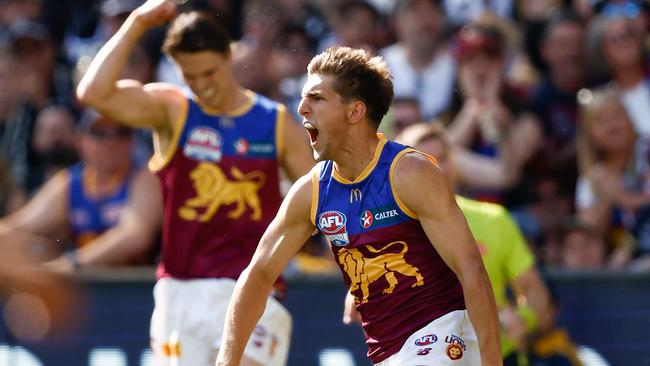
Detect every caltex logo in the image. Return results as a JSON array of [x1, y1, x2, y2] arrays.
[[361, 210, 373, 229], [234, 138, 250, 155]]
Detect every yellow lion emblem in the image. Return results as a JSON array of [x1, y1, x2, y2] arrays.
[[178, 162, 265, 222], [338, 241, 424, 304]]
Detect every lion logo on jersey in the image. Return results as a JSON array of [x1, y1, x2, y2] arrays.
[[338, 241, 424, 304], [178, 162, 266, 222]]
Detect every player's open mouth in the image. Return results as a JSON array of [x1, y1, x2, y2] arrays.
[[304, 122, 319, 144], [199, 87, 215, 98]]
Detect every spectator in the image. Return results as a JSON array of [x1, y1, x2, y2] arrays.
[[385, 96, 422, 137], [445, 21, 542, 202], [231, 0, 284, 96], [25, 104, 79, 196], [270, 24, 316, 120], [0, 50, 38, 214], [318, 0, 384, 52], [0, 109, 162, 270], [443, 0, 514, 26], [395, 122, 552, 365], [10, 19, 74, 107], [575, 87, 642, 269], [0, 0, 42, 29], [587, 14, 650, 138], [65, 0, 144, 66], [529, 10, 586, 195], [381, 0, 455, 120], [557, 217, 609, 271]]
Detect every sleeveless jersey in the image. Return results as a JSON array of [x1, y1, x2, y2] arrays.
[[150, 91, 285, 281], [67, 163, 132, 247], [312, 138, 466, 364]]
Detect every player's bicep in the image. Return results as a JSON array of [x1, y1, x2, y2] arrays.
[[90, 81, 171, 130], [248, 173, 315, 282]]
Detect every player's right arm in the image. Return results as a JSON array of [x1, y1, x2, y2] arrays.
[[76, 0, 179, 131], [216, 173, 315, 366]]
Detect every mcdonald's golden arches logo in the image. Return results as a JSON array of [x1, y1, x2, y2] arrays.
[[349, 188, 363, 203]]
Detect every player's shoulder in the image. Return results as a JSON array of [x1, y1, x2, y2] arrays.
[[250, 91, 287, 117], [393, 150, 440, 179]]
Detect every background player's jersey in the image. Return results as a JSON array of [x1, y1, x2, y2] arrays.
[[311, 137, 466, 364], [67, 163, 132, 247], [457, 195, 535, 356], [150, 91, 284, 280]]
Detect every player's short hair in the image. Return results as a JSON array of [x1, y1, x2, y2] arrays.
[[162, 11, 231, 56], [308, 47, 393, 128]]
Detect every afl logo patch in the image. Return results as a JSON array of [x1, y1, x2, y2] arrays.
[[318, 211, 349, 246], [184, 127, 222, 162], [360, 210, 373, 229], [446, 343, 463, 360], [318, 211, 347, 234], [414, 334, 437, 346]]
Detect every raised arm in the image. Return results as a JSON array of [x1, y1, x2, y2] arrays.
[[216, 173, 315, 366], [393, 153, 502, 366], [76, 0, 179, 130]]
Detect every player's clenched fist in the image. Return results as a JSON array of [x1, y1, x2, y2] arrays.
[[132, 0, 177, 29]]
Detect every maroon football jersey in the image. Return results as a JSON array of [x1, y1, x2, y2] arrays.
[[151, 93, 285, 281], [312, 139, 466, 363]]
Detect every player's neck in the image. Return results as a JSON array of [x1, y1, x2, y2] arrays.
[[201, 85, 250, 114], [333, 131, 382, 182]]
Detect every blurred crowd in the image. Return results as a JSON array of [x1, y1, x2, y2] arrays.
[[1, 0, 650, 276]]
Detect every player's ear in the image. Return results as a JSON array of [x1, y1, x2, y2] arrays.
[[346, 101, 366, 124]]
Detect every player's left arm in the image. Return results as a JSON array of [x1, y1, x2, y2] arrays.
[[393, 152, 502, 366], [278, 107, 314, 182], [216, 172, 315, 366]]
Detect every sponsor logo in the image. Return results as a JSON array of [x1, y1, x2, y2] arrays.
[[360, 210, 373, 229], [444, 334, 466, 351], [415, 334, 438, 346], [234, 138, 275, 156], [235, 138, 250, 155], [359, 207, 399, 229], [183, 127, 222, 162], [318, 211, 349, 246], [349, 188, 362, 203], [446, 343, 463, 360]]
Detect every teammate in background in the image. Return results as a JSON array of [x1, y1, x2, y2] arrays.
[[0, 109, 161, 269], [76, 0, 313, 365], [394, 123, 553, 365], [216, 47, 502, 366]]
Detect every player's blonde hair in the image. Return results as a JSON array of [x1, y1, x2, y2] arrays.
[[308, 47, 393, 128]]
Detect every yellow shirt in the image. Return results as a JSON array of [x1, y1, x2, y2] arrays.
[[456, 195, 535, 356]]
